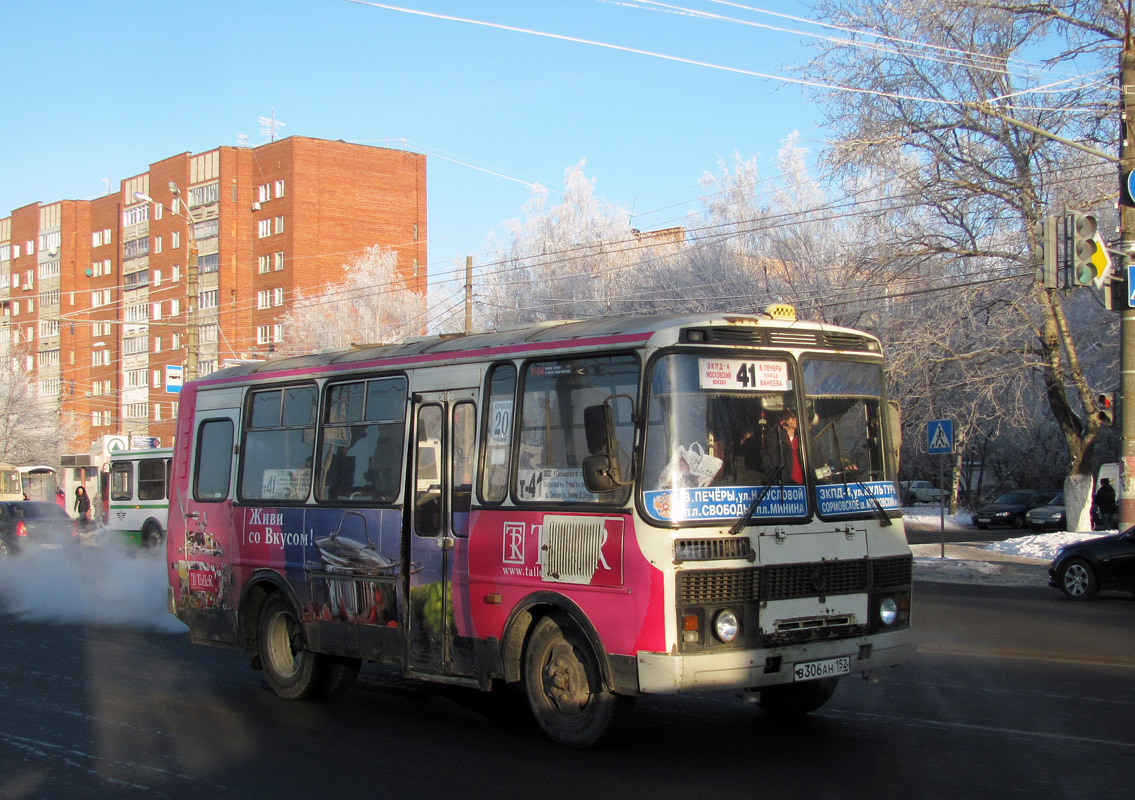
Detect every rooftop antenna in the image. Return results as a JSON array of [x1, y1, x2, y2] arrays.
[[101, 171, 112, 195], [236, 133, 250, 147], [258, 109, 286, 142]]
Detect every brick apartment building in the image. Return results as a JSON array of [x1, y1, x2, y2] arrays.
[[0, 136, 427, 454]]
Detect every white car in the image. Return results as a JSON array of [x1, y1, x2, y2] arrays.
[[899, 480, 942, 504]]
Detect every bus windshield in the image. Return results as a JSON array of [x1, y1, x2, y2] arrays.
[[801, 358, 889, 486], [642, 353, 808, 523]]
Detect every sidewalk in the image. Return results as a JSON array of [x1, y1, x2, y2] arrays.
[[910, 542, 1051, 587]]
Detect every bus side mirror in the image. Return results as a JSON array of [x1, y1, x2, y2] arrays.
[[582, 404, 629, 493]]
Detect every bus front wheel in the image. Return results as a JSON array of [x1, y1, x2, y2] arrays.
[[142, 521, 164, 551], [257, 593, 358, 700], [523, 613, 626, 748]]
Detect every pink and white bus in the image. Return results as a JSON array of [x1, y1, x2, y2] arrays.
[[166, 307, 914, 747]]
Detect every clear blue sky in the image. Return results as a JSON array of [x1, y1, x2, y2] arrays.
[[0, 0, 824, 285]]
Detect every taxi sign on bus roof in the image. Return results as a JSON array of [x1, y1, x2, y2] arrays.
[[763, 303, 797, 321]]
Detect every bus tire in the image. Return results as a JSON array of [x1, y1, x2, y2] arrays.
[[142, 521, 164, 551], [523, 613, 623, 748], [257, 593, 358, 700], [757, 677, 839, 716]]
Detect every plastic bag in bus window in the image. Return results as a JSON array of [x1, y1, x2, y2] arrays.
[[659, 442, 722, 488]]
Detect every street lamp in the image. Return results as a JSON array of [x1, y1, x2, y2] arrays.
[[133, 184, 199, 381]]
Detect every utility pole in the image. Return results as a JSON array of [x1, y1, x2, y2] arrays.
[[1119, 17, 1135, 529], [464, 255, 473, 334]]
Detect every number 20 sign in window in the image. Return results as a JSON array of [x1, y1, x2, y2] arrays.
[[698, 358, 789, 392]]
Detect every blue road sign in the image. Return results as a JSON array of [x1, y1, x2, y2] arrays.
[[1128, 264, 1135, 307], [928, 419, 954, 455]]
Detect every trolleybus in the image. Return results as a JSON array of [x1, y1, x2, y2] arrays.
[[166, 307, 914, 747], [108, 448, 172, 549]]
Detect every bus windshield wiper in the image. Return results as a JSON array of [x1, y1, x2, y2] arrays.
[[729, 464, 783, 535]]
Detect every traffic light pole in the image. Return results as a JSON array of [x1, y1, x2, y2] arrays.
[[1119, 30, 1135, 530]]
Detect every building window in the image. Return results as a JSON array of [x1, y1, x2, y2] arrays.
[[124, 336, 147, 355], [124, 238, 150, 260], [169, 299, 180, 317], [153, 269, 162, 287], [154, 236, 162, 254], [39, 320, 59, 337], [123, 205, 149, 227], [125, 402, 148, 420], [275, 215, 284, 234], [274, 251, 285, 271], [189, 182, 220, 207], [152, 303, 162, 321], [38, 349, 60, 367], [258, 219, 272, 239], [258, 184, 271, 203], [258, 254, 271, 274], [155, 203, 163, 220], [153, 370, 162, 389], [199, 253, 219, 274], [274, 287, 284, 306], [172, 231, 181, 249], [38, 261, 60, 280], [275, 179, 285, 198], [200, 289, 218, 309], [126, 369, 147, 389], [201, 323, 219, 343], [193, 219, 219, 240], [153, 336, 162, 353]]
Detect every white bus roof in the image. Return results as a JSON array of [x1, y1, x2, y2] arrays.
[[196, 311, 881, 386]]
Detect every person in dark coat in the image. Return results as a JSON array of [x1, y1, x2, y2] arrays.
[[1093, 478, 1118, 529], [74, 485, 92, 529]]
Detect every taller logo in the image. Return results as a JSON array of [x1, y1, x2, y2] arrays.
[[502, 522, 525, 564]]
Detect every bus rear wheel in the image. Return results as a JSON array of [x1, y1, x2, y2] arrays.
[[523, 614, 625, 748], [257, 593, 359, 700]]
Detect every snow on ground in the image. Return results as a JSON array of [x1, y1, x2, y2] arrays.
[[902, 506, 1109, 587]]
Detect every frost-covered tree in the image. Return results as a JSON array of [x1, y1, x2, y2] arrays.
[[279, 246, 426, 355], [0, 366, 75, 464], [803, 0, 1121, 526]]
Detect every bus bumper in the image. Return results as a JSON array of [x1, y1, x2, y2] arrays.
[[634, 628, 916, 694]]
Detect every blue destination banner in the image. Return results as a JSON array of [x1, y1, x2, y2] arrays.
[[644, 485, 807, 522], [815, 481, 900, 516]]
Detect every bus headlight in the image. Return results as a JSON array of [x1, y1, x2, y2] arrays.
[[878, 596, 898, 627], [713, 609, 740, 643]]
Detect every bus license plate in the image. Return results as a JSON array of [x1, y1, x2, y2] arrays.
[[793, 656, 850, 682]]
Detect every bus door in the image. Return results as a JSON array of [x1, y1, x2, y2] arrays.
[[407, 388, 478, 678], [172, 389, 242, 644]]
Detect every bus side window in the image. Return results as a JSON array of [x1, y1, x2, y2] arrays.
[[111, 463, 133, 502], [415, 405, 443, 537], [138, 459, 166, 501], [195, 420, 234, 502], [480, 363, 516, 504], [452, 401, 475, 535]]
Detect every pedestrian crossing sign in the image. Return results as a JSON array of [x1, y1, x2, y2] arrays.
[[927, 419, 954, 455]]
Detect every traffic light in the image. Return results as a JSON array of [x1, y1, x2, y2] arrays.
[[1070, 213, 1099, 286], [1097, 392, 1115, 426], [1035, 216, 1058, 289]]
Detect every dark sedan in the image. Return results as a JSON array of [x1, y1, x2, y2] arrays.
[[0, 501, 78, 557], [1049, 527, 1135, 599], [972, 490, 1061, 529]]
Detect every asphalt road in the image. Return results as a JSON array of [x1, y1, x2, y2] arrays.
[[1, 582, 1132, 799]]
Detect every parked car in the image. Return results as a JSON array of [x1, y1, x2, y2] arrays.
[[1048, 527, 1135, 599], [899, 480, 942, 505], [971, 490, 1061, 529], [0, 501, 78, 557], [1026, 492, 1066, 530]]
